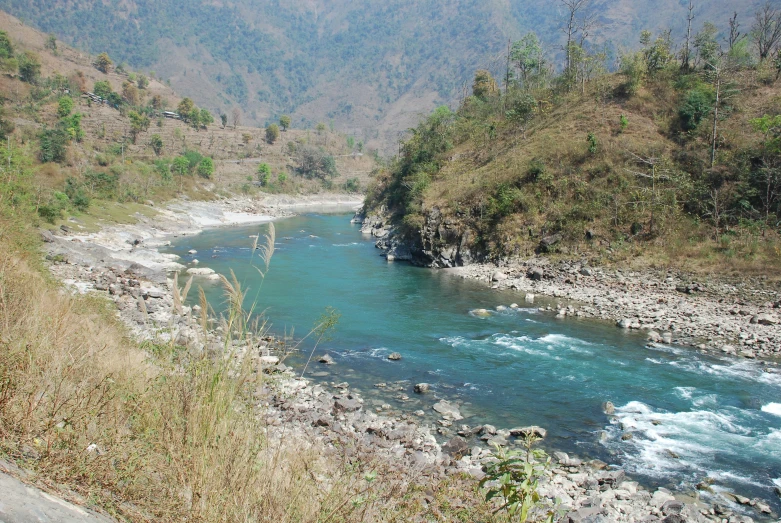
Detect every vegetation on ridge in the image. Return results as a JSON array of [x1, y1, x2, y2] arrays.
[[367, 3, 781, 274]]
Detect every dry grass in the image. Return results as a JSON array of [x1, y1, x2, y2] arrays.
[[0, 220, 379, 522], [0, 212, 499, 522]]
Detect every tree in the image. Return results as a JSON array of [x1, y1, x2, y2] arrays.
[[93, 80, 112, 99], [750, 114, 781, 230], [94, 52, 113, 73], [188, 107, 201, 130], [45, 34, 57, 53], [242, 133, 252, 145], [0, 107, 15, 140], [150, 94, 163, 110], [642, 30, 674, 77], [295, 145, 338, 179], [752, 1, 781, 61], [620, 51, 647, 95], [0, 30, 13, 60], [560, 0, 592, 83], [128, 110, 151, 143], [39, 128, 70, 163], [57, 97, 73, 118], [122, 81, 139, 106], [472, 69, 498, 100], [178, 98, 195, 118], [682, 0, 695, 71], [232, 107, 241, 129], [18, 51, 41, 84], [511, 33, 547, 89], [197, 157, 214, 178], [200, 109, 214, 129], [137, 74, 149, 89], [694, 22, 721, 69], [220, 113, 228, 128], [257, 162, 271, 185], [265, 123, 280, 144], [172, 156, 190, 191], [316, 122, 326, 134], [149, 134, 164, 155], [279, 114, 291, 131]]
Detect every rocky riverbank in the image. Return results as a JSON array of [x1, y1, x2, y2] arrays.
[[40, 198, 777, 522], [358, 209, 781, 359]]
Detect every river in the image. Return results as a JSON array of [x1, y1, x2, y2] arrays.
[[166, 211, 781, 511]]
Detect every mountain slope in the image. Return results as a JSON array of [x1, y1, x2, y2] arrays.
[[0, 0, 764, 150]]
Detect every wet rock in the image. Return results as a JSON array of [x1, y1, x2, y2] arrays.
[[318, 354, 335, 365], [387, 352, 402, 361], [509, 426, 547, 439], [621, 432, 633, 441], [491, 271, 508, 282], [413, 383, 430, 393]]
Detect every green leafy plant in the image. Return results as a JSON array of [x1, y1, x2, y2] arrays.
[[479, 434, 558, 523], [619, 114, 629, 133], [587, 133, 598, 154]]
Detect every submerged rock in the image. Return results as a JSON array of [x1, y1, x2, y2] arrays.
[[413, 383, 430, 393]]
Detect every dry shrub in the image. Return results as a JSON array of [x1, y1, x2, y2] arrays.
[[0, 223, 392, 522]]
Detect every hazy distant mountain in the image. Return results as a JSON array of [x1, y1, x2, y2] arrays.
[[0, 0, 762, 149]]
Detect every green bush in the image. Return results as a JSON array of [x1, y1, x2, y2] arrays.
[[57, 97, 73, 118], [197, 157, 214, 179], [39, 128, 70, 163], [342, 177, 360, 192], [679, 87, 715, 131]]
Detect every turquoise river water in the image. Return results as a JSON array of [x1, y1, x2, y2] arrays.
[[166, 211, 781, 510]]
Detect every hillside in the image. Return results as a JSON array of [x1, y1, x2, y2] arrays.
[[364, 28, 781, 277], [0, 12, 376, 228], [0, 0, 764, 151]]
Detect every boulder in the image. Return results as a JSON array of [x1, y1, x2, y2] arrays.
[[565, 507, 602, 523], [509, 426, 547, 439], [413, 383, 430, 393], [259, 355, 279, 366], [333, 397, 361, 412], [491, 271, 508, 282], [387, 352, 402, 361], [441, 436, 469, 459], [433, 400, 463, 420], [756, 313, 779, 325], [617, 318, 632, 329], [538, 234, 562, 253], [527, 267, 544, 281], [318, 354, 335, 365], [40, 229, 55, 243], [602, 401, 615, 415]]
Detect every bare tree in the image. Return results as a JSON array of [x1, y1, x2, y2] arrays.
[[682, 0, 695, 71], [752, 1, 781, 61], [560, 0, 590, 79], [728, 12, 742, 50], [231, 107, 241, 129]]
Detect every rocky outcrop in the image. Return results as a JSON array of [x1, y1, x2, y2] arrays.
[[359, 206, 476, 268]]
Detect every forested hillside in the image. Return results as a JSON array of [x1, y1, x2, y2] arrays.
[[0, 0, 764, 151], [365, 5, 781, 275]]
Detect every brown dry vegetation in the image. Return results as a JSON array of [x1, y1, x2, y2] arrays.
[[368, 66, 781, 279]]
